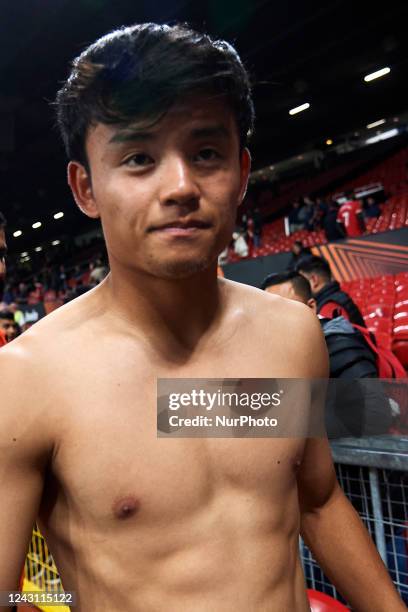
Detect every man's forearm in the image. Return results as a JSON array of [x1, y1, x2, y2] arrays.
[[300, 484, 406, 611]]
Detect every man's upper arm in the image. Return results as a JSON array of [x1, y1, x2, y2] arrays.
[[0, 344, 54, 591], [297, 437, 338, 515], [297, 307, 339, 514]]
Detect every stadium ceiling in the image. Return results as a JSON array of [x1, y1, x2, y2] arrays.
[[0, 0, 408, 236]]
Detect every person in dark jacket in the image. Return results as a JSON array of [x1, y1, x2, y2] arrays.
[[261, 270, 392, 438], [322, 199, 345, 241], [288, 240, 312, 270], [295, 255, 366, 327]]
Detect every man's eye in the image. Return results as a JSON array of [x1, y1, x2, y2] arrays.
[[196, 148, 221, 162], [124, 153, 154, 167]]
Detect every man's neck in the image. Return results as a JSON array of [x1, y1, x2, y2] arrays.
[[98, 263, 227, 357], [315, 278, 337, 295]]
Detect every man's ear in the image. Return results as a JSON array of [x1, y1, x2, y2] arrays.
[[67, 161, 100, 219], [309, 273, 319, 290], [307, 297, 317, 313], [237, 148, 251, 206]]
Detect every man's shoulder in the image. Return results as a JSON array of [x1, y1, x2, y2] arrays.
[[223, 278, 320, 336], [0, 290, 99, 373], [224, 280, 328, 377], [0, 331, 58, 461]]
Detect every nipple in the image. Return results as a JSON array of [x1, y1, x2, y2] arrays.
[[112, 496, 140, 520]]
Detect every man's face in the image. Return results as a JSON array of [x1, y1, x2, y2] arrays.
[[69, 96, 250, 280], [298, 270, 321, 293], [0, 318, 15, 342], [0, 229, 7, 298]]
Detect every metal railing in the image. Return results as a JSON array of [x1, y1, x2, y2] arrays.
[[300, 435, 408, 607]]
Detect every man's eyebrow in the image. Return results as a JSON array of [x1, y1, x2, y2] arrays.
[[108, 124, 231, 145], [190, 125, 231, 140], [108, 130, 157, 145]]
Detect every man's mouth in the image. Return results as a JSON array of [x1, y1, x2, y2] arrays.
[[149, 219, 212, 234]]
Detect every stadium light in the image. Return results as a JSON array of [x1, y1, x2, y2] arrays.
[[365, 128, 398, 145], [364, 67, 390, 82], [32, 221, 42, 229], [35, 246, 43, 252], [54, 212, 64, 220], [20, 252, 28, 257], [13, 230, 22, 238], [366, 119, 386, 129], [52, 240, 60, 246], [326, 139, 333, 145], [289, 103, 310, 116]]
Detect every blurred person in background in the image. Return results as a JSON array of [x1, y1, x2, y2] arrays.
[[261, 270, 393, 438], [252, 206, 263, 247], [314, 197, 329, 229], [89, 258, 108, 285], [364, 196, 381, 219], [337, 190, 366, 237], [0, 311, 20, 343], [232, 230, 249, 257], [0, 211, 7, 300], [302, 196, 316, 231], [322, 198, 345, 241], [288, 240, 312, 270], [15, 281, 29, 306], [0, 211, 7, 347], [0, 281, 14, 306], [240, 212, 248, 236], [296, 255, 366, 326], [288, 199, 304, 232], [58, 263, 68, 292], [296, 198, 308, 230]]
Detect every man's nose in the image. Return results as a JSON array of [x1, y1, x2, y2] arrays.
[[159, 156, 200, 209]]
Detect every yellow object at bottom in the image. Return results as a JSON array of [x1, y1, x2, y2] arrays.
[[22, 526, 70, 612]]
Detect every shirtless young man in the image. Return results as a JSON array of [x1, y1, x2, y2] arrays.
[[0, 24, 405, 612]]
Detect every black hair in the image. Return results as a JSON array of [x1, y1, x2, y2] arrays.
[[295, 255, 332, 280], [260, 270, 312, 302], [0, 211, 7, 229], [0, 310, 14, 321], [55, 23, 255, 168]]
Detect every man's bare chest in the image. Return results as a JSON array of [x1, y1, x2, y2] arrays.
[[46, 373, 302, 522], [41, 334, 306, 528]]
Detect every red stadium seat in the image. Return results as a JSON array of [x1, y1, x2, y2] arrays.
[[367, 319, 392, 334], [392, 339, 408, 369], [364, 305, 393, 318], [307, 589, 349, 611], [368, 295, 394, 307], [394, 311, 408, 321], [395, 284, 408, 296], [393, 313, 408, 334]]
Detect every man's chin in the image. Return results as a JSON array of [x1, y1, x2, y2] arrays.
[[148, 255, 214, 280]]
